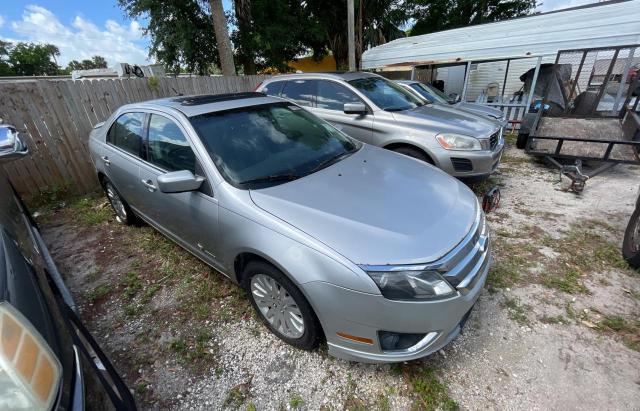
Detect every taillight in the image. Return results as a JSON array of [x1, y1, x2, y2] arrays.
[[253, 81, 263, 92], [0, 302, 62, 410]]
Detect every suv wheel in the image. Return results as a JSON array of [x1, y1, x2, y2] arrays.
[[104, 181, 136, 225], [243, 261, 321, 350]]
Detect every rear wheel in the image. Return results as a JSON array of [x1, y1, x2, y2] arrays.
[[103, 180, 136, 225], [243, 261, 321, 350], [622, 208, 640, 268], [391, 146, 433, 164]]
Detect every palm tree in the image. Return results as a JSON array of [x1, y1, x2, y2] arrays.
[[209, 0, 236, 75]]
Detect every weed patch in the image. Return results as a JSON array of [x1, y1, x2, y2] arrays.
[[502, 297, 530, 325], [407, 367, 459, 411]]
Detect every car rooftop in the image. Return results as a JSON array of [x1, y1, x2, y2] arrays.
[[265, 71, 380, 82], [121, 92, 283, 117]]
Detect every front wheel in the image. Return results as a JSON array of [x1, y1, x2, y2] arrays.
[[243, 261, 321, 350], [391, 146, 433, 164], [622, 207, 640, 268]]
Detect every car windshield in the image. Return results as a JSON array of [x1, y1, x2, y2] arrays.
[[190, 103, 359, 188], [348, 76, 423, 111], [413, 83, 450, 104]]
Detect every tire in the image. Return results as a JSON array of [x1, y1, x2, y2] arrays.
[[391, 146, 433, 164], [516, 133, 529, 149], [103, 180, 137, 225], [242, 261, 321, 350], [622, 207, 640, 268]]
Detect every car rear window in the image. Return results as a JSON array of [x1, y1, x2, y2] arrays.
[[108, 112, 145, 157], [261, 80, 285, 97]]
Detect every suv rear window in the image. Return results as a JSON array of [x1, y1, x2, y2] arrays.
[[261, 80, 285, 97], [281, 80, 316, 107]]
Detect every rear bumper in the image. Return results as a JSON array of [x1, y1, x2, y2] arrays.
[[302, 247, 491, 363]]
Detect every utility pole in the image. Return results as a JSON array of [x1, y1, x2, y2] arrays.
[[347, 0, 356, 71]]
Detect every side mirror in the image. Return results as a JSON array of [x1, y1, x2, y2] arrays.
[[343, 102, 367, 115], [447, 93, 460, 104], [157, 170, 204, 193], [0, 125, 28, 164]]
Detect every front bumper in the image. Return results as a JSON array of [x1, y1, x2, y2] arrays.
[[302, 247, 491, 363], [431, 140, 505, 178]]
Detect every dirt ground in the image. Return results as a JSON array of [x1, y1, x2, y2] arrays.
[[39, 140, 640, 410]]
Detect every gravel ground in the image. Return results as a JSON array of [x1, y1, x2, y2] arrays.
[[40, 142, 640, 410]]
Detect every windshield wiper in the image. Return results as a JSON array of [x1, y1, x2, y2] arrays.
[[239, 173, 300, 186], [309, 148, 357, 174]]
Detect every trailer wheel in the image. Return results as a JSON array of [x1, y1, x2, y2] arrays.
[[516, 133, 529, 149], [622, 207, 640, 268]]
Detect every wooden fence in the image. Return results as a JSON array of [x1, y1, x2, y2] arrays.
[[0, 75, 269, 197]]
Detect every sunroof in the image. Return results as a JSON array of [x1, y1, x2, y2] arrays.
[[173, 92, 266, 106]]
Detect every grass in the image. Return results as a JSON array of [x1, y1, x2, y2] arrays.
[[407, 367, 459, 411], [542, 268, 588, 294], [70, 195, 112, 225], [502, 297, 530, 325], [289, 392, 304, 409], [597, 315, 640, 352], [539, 315, 567, 325], [169, 330, 214, 364], [87, 283, 111, 302], [224, 384, 248, 408], [121, 271, 143, 299]]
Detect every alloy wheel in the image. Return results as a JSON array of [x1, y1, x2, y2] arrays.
[[250, 274, 305, 339], [105, 183, 127, 223]]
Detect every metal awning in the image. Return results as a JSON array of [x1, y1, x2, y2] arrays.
[[362, 0, 640, 69]]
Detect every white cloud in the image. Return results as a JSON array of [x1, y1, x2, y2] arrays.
[[0, 14, 5, 28], [537, 0, 599, 12], [2, 5, 150, 67]]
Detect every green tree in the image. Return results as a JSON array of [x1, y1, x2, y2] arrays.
[[7, 43, 60, 76], [408, 0, 536, 36], [231, 0, 327, 73], [0, 40, 13, 76], [66, 55, 109, 71], [118, 0, 220, 75]]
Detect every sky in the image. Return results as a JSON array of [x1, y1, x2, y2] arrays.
[[0, 0, 599, 68]]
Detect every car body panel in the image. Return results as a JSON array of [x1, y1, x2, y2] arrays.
[[257, 73, 504, 177], [250, 145, 477, 265]]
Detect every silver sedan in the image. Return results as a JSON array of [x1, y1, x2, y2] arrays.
[[89, 93, 490, 363]]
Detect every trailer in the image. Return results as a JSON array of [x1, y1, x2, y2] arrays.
[[519, 45, 640, 192]]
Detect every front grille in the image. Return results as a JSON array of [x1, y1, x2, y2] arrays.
[[451, 157, 473, 172], [489, 131, 500, 150], [436, 209, 489, 290]]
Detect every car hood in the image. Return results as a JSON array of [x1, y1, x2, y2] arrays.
[[392, 104, 499, 138], [454, 102, 506, 123], [249, 145, 479, 266]]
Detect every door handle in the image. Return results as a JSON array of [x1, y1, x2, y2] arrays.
[[100, 156, 111, 166], [141, 179, 157, 192]]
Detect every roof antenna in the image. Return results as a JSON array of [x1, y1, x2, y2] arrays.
[[171, 87, 183, 96]]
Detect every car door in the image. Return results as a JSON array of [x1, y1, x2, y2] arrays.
[[136, 113, 220, 266], [102, 112, 146, 204], [314, 80, 374, 143]]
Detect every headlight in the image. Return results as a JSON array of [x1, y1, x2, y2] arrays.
[[436, 133, 482, 151], [0, 302, 62, 411], [366, 269, 456, 301]]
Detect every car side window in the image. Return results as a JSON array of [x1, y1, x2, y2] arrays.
[[108, 113, 145, 157], [317, 80, 362, 110], [261, 80, 285, 97], [147, 114, 196, 173], [281, 80, 316, 107]]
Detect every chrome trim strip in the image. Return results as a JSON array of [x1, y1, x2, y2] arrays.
[[382, 331, 439, 355]]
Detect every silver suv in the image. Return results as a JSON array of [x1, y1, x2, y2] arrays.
[[89, 93, 490, 363], [257, 72, 504, 178]]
